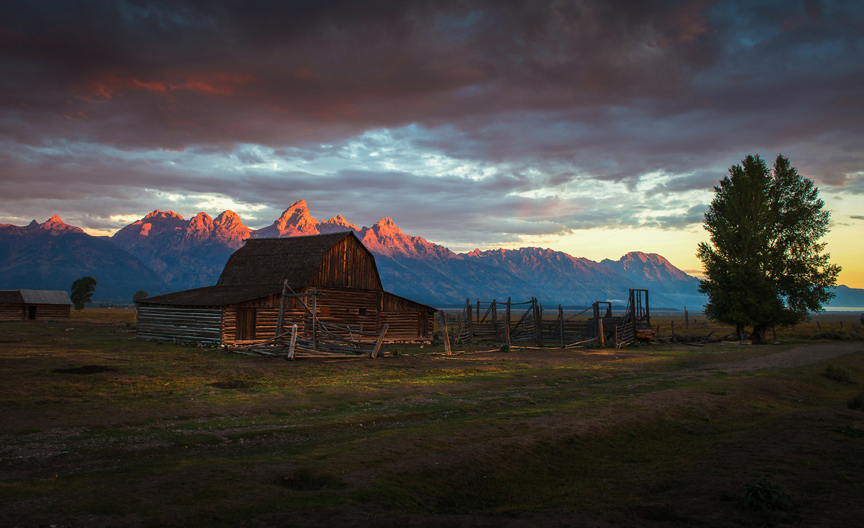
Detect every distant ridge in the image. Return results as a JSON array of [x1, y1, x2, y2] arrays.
[[4, 204, 854, 308]]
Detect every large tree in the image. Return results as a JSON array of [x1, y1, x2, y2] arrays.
[[70, 276, 97, 311], [697, 154, 840, 343]]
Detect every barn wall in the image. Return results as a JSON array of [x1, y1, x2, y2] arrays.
[[0, 303, 24, 321], [0, 303, 70, 321], [223, 287, 382, 345], [313, 236, 381, 290], [137, 306, 223, 343], [379, 312, 435, 340], [32, 304, 71, 320]]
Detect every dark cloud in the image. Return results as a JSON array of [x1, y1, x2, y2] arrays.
[[0, 0, 862, 254]]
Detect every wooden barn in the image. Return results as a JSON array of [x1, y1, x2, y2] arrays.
[[0, 290, 72, 321], [137, 232, 436, 345]]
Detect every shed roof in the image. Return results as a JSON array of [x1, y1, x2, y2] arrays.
[[217, 231, 379, 288], [0, 290, 24, 304], [0, 290, 71, 305], [139, 284, 283, 307]]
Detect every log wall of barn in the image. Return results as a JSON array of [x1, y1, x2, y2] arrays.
[[32, 304, 71, 320], [0, 303, 24, 321], [379, 312, 435, 340], [0, 303, 70, 321], [137, 306, 223, 343]]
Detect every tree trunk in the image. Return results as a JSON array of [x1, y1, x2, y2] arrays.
[[750, 325, 768, 344]]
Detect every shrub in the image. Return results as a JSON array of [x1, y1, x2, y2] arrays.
[[835, 425, 864, 437], [848, 393, 864, 411], [741, 476, 793, 511], [499, 344, 510, 353], [823, 364, 853, 383], [811, 329, 863, 341]]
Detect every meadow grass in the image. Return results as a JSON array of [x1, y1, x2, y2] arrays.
[[1, 311, 863, 526]]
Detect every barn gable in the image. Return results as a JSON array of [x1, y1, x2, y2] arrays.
[[217, 232, 382, 291]]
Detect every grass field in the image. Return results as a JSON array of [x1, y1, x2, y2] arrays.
[[1, 309, 863, 527]]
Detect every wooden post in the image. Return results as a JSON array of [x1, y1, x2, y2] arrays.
[[276, 279, 288, 338], [534, 297, 541, 346], [598, 317, 605, 347], [312, 289, 318, 351], [505, 297, 511, 348], [492, 300, 499, 340], [685, 308, 689, 330], [817, 321, 821, 332], [476, 299, 480, 324], [440, 311, 452, 356], [286, 324, 298, 360], [558, 305, 565, 347], [593, 302, 600, 338], [467, 299, 474, 341], [772, 325, 777, 341], [371, 323, 389, 358], [671, 320, 675, 341]]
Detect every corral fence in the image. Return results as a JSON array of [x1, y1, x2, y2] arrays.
[[442, 296, 635, 348]]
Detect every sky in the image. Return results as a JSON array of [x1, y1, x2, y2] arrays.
[[1, 0, 863, 287]]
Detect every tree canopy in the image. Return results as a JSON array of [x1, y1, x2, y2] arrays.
[[70, 276, 97, 311], [697, 154, 840, 342]]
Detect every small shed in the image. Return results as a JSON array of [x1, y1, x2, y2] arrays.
[[137, 232, 436, 345], [0, 290, 72, 321]]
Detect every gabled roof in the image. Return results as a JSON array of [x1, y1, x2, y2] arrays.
[[0, 290, 71, 305], [139, 284, 283, 307], [217, 231, 381, 289]]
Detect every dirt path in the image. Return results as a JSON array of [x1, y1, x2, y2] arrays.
[[699, 342, 864, 373]]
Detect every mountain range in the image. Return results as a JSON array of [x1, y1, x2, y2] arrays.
[[3, 200, 861, 310]]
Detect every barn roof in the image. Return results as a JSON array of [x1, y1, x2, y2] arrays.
[[217, 231, 380, 289], [139, 284, 283, 307], [0, 290, 71, 305]]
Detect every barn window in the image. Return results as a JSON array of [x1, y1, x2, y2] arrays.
[[359, 308, 367, 317], [27, 306, 37, 320], [236, 308, 256, 341]]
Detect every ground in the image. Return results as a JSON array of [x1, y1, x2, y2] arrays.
[[1, 310, 863, 527]]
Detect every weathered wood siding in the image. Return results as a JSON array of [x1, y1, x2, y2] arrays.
[[380, 292, 435, 340], [137, 306, 223, 343], [31, 304, 71, 320], [0, 303, 24, 321], [380, 312, 434, 340], [313, 236, 381, 290], [0, 303, 70, 321]]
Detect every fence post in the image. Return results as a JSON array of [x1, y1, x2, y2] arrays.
[[476, 299, 480, 324], [467, 299, 474, 341], [671, 320, 675, 342], [598, 317, 605, 347], [311, 289, 318, 351], [492, 299, 499, 340], [276, 279, 288, 338], [286, 324, 298, 360], [558, 305, 564, 347], [440, 311, 451, 355], [685, 308, 689, 330], [505, 297, 511, 348], [534, 297, 542, 346]]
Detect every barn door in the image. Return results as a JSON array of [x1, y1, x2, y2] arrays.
[[418, 312, 428, 338], [235, 308, 257, 341], [27, 306, 37, 320]]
